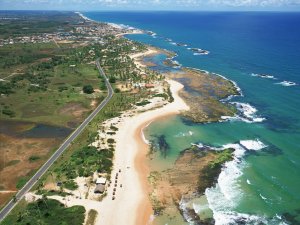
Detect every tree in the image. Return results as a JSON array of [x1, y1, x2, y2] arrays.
[[83, 85, 94, 94], [109, 76, 116, 83]]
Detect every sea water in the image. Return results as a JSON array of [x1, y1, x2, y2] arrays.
[[85, 11, 300, 224]]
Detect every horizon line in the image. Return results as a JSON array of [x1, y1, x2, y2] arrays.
[[1, 9, 300, 13]]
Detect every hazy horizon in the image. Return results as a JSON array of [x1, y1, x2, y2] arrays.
[[1, 0, 300, 12]]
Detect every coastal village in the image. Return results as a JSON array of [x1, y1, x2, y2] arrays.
[[0, 13, 140, 47]]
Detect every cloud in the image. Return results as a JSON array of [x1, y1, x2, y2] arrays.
[[208, 0, 300, 7], [1, 0, 300, 9]]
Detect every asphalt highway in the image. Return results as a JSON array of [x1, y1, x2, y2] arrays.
[[0, 59, 114, 221]]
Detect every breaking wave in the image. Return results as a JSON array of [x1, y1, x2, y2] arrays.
[[251, 73, 277, 80], [222, 102, 266, 123], [276, 81, 297, 87], [203, 140, 290, 225]]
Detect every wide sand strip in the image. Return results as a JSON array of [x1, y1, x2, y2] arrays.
[[48, 79, 188, 225], [95, 79, 188, 225]]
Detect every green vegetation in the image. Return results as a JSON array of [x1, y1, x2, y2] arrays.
[[109, 76, 116, 83], [107, 138, 115, 144], [136, 100, 151, 106], [167, 87, 174, 102], [54, 146, 113, 179], [29, 155, 41, 162], [36, 189, 72, 197], [83, 85, 94, 94], [1, 198, 85, 225], [0, 11, 81, 39], [0, 41, 104, 126], [16, 170, 36, 189], [1, 108, 15, 117], [153, 93, 168, 100], [6, 160, 20, 167], [63, 180, 78, 191], [109, 125, 118, 131], [198, 149, 234, 194], [36, 91, 148, 193], [209, 149, 233, 169], [0, 10, 166, 221]]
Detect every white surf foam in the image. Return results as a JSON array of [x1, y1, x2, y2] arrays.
[[169, 60, 182, 68], [211, 211, 287, 225], [260, 193, 267, 200], [276, 80, 297, 87], [193, 52, 209, 55], [140, 121, 153, 145], [223, 102, 266, 123], [204, 140, 276, 225], [240, 139, 268, 151], [251, 73, 277, 80], [141, 130, 150, 145]]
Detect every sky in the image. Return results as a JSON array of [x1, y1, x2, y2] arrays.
[[1, 0, 300, 11]]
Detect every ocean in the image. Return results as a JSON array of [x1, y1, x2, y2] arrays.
[[84, 11, 300, 224]]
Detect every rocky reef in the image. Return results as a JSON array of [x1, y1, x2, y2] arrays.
[[148, 145, 234, 224]]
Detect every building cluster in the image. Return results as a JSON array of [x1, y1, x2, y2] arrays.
[[0, 19, 140, 47], [0, 32, 71, 46]]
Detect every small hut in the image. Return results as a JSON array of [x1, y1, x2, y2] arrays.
[[94, 184, 105, 194]]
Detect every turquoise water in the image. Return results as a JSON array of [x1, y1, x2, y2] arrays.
[[85, 12, 300, 224]]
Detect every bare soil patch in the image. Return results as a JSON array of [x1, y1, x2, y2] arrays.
[[58, 102, 89, 118], [0, 134, 61, 208]]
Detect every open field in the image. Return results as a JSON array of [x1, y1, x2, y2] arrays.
[[0, 12, 107, 208]]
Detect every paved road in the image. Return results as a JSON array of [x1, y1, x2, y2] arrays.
[[0, 60, 114, 221]]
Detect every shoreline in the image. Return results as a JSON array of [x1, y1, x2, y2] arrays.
[[22, 11, 240, 225], [112, 79, 189, 225], [41, 79, 188, 225], [133, 80, 189, 224]]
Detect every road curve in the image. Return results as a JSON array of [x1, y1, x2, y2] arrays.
[[0, 59, 114, 221]]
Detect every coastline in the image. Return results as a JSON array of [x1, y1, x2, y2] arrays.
[[2, 10, 298, 225], [112, 79, 189, 225], [44, 79, 189, 225]]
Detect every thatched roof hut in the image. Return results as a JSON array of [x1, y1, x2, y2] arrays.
[[94, 184, 105, 194]]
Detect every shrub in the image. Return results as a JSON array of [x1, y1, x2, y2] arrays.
[[107, 138, 115, 144], [83, 85, 94, 94], [136, 100, 151, 106], [109, 77, 116, 83], [63, 180, 78, 190], [2, 109, 15, 117], [29, 155, 41, 162]]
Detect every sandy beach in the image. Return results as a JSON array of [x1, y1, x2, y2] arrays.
[[130, 48, 160, 69], [96, 79, 188, 225], [46, 79, 188, 225]]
